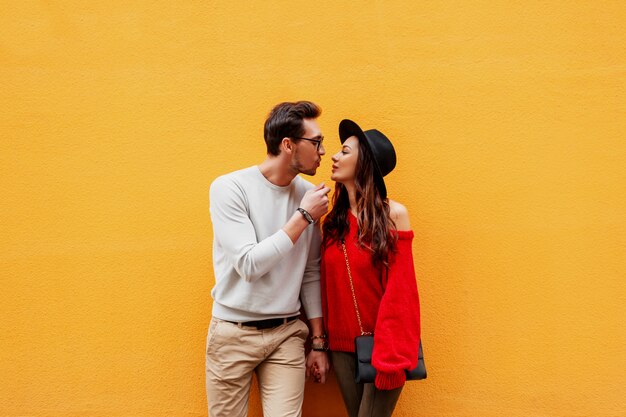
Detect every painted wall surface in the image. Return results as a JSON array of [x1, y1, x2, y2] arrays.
[[1, 2, 625, 416]]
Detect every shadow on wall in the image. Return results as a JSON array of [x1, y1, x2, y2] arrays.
[[303, 372, 347, 417]]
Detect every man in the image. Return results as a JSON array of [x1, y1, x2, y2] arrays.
[[206, 101, 331, 417]]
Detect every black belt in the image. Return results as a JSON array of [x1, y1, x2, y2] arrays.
[[226, 315, 299, 330]]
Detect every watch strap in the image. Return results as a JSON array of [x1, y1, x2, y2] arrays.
[[297, 207, 314, 224]]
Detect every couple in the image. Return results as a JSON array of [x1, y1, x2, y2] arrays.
[[206, 101, 421, 417]]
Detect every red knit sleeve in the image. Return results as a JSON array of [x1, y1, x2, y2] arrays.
[[372, 230, 421, 390]]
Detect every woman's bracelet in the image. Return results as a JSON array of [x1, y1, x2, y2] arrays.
[[311, 340, 329, 351], [311, 334, 328, 351]]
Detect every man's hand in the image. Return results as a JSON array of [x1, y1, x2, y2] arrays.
[[283, 182, 330, 243], [299, 182, 331, 221], [306, 350, 330, 383]]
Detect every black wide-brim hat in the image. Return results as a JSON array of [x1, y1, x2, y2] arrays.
[[338, 119, 397, 200]]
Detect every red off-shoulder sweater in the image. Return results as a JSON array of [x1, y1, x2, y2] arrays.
[[321, 212, 421, 390]]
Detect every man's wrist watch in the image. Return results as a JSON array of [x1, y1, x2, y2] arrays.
[[297, 207, 315, 225]]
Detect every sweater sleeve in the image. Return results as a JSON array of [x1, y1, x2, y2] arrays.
[[320, 247, 329, 329], [300, 223, 322, 319], [372, 231, 421, 390], [209, 176, 294, 283]]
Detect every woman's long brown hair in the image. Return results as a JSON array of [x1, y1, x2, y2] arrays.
[[322, 137, 397, 267]]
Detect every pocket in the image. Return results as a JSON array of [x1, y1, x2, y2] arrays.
[[206, 318, 221, 352], [295, 319, 310, 340]]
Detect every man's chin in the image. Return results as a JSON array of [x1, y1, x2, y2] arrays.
[[299, 167, 317, 176]]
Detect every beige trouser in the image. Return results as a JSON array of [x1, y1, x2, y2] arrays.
[[205, 317, 309, 417]]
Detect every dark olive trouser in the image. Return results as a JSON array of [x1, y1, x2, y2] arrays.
[[331, 351, 403, 417]]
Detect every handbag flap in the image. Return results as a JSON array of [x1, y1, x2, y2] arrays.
[[354, 336, 374, 363], [355, 337, 425, 364]]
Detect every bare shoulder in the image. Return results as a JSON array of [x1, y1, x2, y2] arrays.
[[388, 200, 411, 231]]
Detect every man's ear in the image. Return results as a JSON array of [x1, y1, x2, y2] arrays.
[[281, 137, 293, 154]]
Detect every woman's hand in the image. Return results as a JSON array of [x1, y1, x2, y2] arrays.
[[306, 350, 330, 383]]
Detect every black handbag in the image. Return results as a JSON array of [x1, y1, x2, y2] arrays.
[[341, 241, 427, 384], [355, 336, 427, 383]]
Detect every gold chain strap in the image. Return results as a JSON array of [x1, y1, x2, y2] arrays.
[[341, 240, 372, 336]]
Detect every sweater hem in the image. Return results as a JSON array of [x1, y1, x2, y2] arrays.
[[329, 336, 357, 353], [212, 302, 300, 322]]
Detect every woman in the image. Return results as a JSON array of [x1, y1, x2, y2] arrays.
[[321, 119, 421, 417]]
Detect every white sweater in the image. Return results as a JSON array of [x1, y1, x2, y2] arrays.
[[209, 166, 322, 321]]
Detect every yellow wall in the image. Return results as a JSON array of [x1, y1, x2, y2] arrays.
[[1, 2, 625, 416]]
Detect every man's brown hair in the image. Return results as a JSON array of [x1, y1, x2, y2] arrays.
[[264, 101, 321, 156]]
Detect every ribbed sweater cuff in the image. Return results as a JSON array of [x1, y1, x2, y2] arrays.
[[375, 370, 406, 390]]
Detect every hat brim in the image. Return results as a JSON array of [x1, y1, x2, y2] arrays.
[[338, 119, 388, 200]]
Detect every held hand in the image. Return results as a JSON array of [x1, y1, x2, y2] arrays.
[[306, 350, 330, 383], [299, 182, 331, 221]]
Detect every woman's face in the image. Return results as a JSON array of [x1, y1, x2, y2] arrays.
[[331, 135, 359, 184]]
